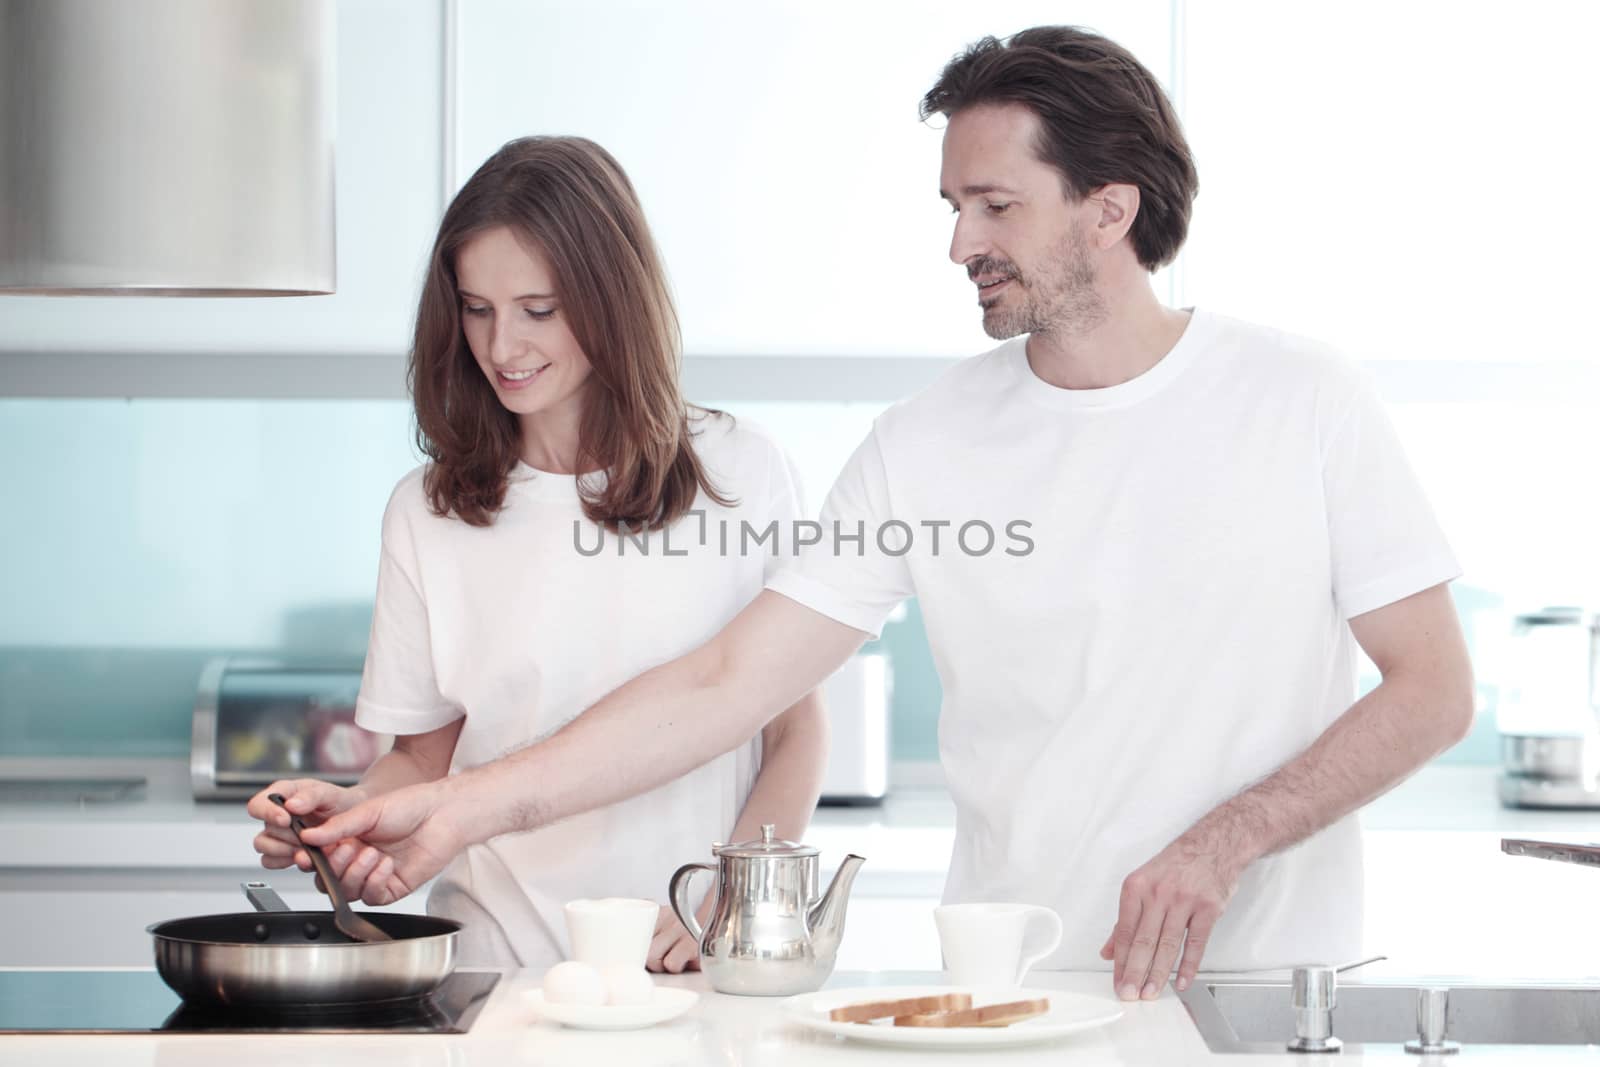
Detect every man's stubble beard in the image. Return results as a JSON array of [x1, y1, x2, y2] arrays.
[[981, 224, 1107, 341]]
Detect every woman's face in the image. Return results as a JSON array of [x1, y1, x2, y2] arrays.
[[455, 225, 594, 422]]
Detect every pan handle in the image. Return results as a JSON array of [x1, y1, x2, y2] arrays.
[[242, 880, 291, 913]]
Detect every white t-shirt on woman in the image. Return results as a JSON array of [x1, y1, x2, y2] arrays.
[[355, 411, 801, 968], [766, 307, 1460, 971]]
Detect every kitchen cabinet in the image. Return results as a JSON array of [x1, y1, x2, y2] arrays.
[[0, 0, 444, 361], [453, 0, 1172, 360], [1179, 0, 1600, 368], [0, 872, 939, 970], [0, 868, 431, 967], [2, 1, 1174, 402]]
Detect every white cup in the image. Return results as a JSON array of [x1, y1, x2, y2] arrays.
[[934, 902, 1064, 987], [564, 897, 659, 968]]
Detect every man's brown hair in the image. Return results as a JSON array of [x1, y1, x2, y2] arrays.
[[921, 26, 1199, 271], [408, 135, 730, 529]]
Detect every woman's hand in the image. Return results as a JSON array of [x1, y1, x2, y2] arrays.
[[648, 896, 712, 974], [247, 778, 367, 878]]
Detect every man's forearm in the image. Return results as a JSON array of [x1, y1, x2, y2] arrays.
[[450, 644, 793, 843], [1102, 675, 1469, 999], [1191, 670, 1473, 870], [423, 591, 865, 849]]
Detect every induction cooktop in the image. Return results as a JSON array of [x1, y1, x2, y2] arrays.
[[0, 969, 501, 1034]]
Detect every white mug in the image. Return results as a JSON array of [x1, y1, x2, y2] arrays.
[[934, 902, 1064, 987], [564, 897, 659, 968]]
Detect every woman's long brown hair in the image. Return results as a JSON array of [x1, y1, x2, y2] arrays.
[[408, 136, 732, 529]]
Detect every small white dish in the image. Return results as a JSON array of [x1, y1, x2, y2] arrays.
[[525, 986, 698, 1031], [784, 984, 1124, 1049]]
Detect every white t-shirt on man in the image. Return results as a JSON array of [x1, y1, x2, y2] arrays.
[[766, 307, 1460, 971], [356, 412, 800, 969]]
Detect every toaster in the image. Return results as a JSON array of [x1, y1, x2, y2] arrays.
[[190, 658, 388, 800]]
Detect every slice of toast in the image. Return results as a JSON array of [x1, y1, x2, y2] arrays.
[[893, 997, 1051, 1028], [828, 991, 973, 1024]]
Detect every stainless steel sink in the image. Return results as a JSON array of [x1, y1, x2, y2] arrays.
[[1180, 979, 1600, 1053]]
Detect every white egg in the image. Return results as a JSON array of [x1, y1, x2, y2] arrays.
[[601, 964, 655, 1006], [541, 960, 607, 1005]]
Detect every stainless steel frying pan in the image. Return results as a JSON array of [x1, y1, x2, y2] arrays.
[[147, 882, 461, 1007]]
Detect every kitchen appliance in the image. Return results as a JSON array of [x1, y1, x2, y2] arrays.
[[0, 970, 498, 1034], [818, 651, 892, 805], [148, 882, 461, 1007], [669, 824, 865, 996], [1496, 607, 1600, 808], [0, 0, 336, 295], [191, 658, 387, 801]]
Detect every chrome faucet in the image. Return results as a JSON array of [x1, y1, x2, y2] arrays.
[[1287, 955, 1386, 1053], [1502, 837, 1600, 869], [1404, 986, 1458, 1055]]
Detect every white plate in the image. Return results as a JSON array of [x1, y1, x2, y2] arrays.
[[525, 987, 699, 1030], [784, 984, 1124, 1049]]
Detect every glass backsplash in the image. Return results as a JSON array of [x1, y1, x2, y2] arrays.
[[0, 395, 1521, 764]]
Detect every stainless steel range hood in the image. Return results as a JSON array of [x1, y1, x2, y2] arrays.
[[0, 0, 336, 296]]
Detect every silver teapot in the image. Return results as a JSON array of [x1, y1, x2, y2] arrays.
[[669, 824, 864, 996]]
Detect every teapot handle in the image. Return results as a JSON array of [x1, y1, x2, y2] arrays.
[[668, 862, 717, 943]]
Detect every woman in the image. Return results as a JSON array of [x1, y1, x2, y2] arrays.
[[247, 136, 827, 972]]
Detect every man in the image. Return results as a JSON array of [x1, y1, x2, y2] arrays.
[[286, 26, 1472, 1001]]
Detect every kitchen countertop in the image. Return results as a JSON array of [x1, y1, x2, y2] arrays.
[[1, 758, 1598, 872], [1, 967, 1590, 1066]]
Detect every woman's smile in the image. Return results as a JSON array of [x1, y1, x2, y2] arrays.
[[496, 363, 552, 390]]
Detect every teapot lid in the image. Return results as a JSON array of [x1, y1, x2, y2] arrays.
[[714, 823, 817, 859]]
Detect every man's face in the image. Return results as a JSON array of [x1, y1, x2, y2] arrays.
[[939, 103, 1105, 340]]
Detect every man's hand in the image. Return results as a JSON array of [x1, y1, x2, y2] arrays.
[[297, 779, 470, 905], [247, 778, 367, 878], [1099, 827, 1251, 1001]]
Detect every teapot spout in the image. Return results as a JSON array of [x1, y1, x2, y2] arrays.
[[807, 853, 866, 959]]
